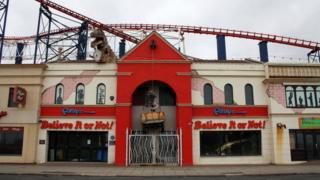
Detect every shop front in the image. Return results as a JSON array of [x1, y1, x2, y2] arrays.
[[192, 106, 272, 164], [37, 106, 116, 164], [289, 117, 320, 161]]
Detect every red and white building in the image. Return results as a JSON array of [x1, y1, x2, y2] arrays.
[[1, 32, 320, 165]]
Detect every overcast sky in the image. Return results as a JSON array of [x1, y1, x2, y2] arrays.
[[6, 0, 320, 62]]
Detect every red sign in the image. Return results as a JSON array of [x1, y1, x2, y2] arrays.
[[193, 106, 268, 117], [13, 86, 27, 106], [0, 111, 7, 118], [0, 127, 24, 132], [40, 120, 114, 130], [194, 120, 266, 130], [41, 106, 115, 117]]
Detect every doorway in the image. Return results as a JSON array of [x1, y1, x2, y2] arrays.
[[290, 130, 320, 161]]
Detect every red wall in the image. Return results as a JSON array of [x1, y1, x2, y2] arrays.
[[115, 32, 193, 166]]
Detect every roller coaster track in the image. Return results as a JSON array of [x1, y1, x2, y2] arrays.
[[34, 0, 140, 44], [5, 0, 320, 52]]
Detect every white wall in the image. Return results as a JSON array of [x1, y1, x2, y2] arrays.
[[192, 62, 267, 106]]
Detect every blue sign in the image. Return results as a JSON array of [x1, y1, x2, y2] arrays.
[[213, 108, 246, 115], [62, 108, 96, 116]]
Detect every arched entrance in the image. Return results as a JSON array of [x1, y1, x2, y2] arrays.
[[129, 81, 179, 165], [131, 80, 176, 133]]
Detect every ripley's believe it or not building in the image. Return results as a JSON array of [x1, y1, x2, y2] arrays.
[[1, 32, 320, 166]]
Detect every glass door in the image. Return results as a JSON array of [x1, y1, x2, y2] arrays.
[[305, 134, 314, 160], [315, 133, 320, 159]]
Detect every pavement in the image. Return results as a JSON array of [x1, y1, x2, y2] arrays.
[[0, 162, 320, 177]]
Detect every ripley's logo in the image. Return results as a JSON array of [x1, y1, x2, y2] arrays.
[[62, 108, 96, 116], [213, 108, 247, 115], [13, 86, 27, 106]]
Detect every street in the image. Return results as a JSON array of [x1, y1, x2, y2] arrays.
[[0, 174, 319, 180]]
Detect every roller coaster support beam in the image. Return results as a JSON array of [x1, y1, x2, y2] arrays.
[[119, 39, 126, 58], [259, 41, 269, 63], [15, 42, 24, 64], [308, 47, 320, 63], [0, 0, 9, 63], [34, 4, 52, 64], [216, 35, 226, 60], [76, 21, 88, 60]]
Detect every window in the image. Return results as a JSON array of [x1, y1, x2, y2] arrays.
[[296, 86, 305, 107], [204, 84, 213, 105], [0, 127, 23, 155], [55, 84, 64, 104], [75, 83, 85, 104], [285, 86, 296, 107], [285, 85, 320, 108], [316, 86, 320, 107], [224, 84, 234, 105], [96, 84, 106, 104], [7, 87, 18, 107], [306, 86, 316, 107], [245, 84, 254, 105], [200, 131, 261, 156]]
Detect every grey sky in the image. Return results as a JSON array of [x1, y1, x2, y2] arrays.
[[6, 0, 320, 61]]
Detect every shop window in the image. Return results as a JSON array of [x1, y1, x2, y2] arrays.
[[296, 86, 306, 107], [55, 84, 64, 104], [75, 83, 85, 105], [285, 85, 320, 108], [204, 84, 213, 105], [224, 84, 234, 105], [7, 87, 18, 107], [200, 131, 261, 156], [0, 128, 23, 155], [96, 83, 106, 104], [245, 84, 254, 105]]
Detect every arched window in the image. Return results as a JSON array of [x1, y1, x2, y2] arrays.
[[55, 84, 64, 104], [75, 83, 85, 104], [96, 83, 106, 104], [316, 86, 320, 107], [245, 84, 254, 105], [306, 86, 316, 107], [224, 84, 233, 105], [295, 86, 305, 107], [285, 86, 295, 107], [204, 84, 213, 105]]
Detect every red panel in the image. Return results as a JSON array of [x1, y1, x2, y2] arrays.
[[115, 106, 131, 166], [193, 106, 268, 117], [40, 106, 115, 117], [122, 32, 186, 60], [177, 106, 193, 166]]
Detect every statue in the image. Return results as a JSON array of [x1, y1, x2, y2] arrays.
[[90, 29, 116, 63]]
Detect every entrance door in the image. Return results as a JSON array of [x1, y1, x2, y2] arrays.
[[315, 134, 320, 159], [129, 133, 179, 165], [305, 134, 314, 160], [48, 131, 108, 162]]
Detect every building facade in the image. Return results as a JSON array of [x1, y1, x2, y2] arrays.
[[0, 64, 46, 163], [1, 32, 320, 165]]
